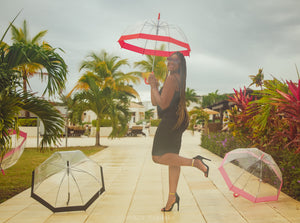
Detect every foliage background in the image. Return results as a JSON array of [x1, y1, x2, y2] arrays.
[[201, 76, 300, 201]]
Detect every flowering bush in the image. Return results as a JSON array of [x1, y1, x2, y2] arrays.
[[201, 132, 251, 157], [228, 78, 300, 154]]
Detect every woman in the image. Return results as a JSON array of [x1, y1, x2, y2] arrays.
[[148, 51, 211, 212]]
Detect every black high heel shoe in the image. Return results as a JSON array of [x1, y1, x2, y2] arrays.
[[193, 155, 211, 177], [161, 192, 180, 212]]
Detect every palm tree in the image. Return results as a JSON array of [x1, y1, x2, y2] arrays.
[[11, 20, 67, 118], [71, 50, 140, 96], [7, 42, 67, 93], [145, 109, 155, 120], [133, 45, 167, 84], [186, 87, 199, 107], [1, 42, 65, 155], [72, 74, 109, 146], [70, 50, 139, 146], [59, 94, 87, 126], [201, 90, 229, 108], [188, 107, 209, 134]]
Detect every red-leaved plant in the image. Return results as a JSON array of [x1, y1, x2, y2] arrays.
[[227, 87, 256, 143], [274, 80, 300, 153]]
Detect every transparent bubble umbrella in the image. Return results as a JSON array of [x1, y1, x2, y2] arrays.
[[218, 148, 282, 203], [31, 150, 105, 212], [0, 130, 27, 175], [118, 13, 191, 57], [118, 13, 191, 84]]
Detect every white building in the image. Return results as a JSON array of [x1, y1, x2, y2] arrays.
[[129, 102, 145, 124]]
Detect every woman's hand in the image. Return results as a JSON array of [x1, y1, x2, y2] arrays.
[[148, 72, 158, 88]]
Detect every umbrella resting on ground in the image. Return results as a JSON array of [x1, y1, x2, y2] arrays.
[[218, 148, 282, 203], [31, 150, 105, 212]]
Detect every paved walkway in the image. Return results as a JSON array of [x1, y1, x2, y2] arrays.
[[0, 132, 299, 223]]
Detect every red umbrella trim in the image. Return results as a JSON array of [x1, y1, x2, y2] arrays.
[[118, 33, 191, 57]]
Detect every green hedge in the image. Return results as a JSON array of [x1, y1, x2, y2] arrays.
[[19, 118, 37, 126], [150, 119, 161, 127], [92, 119, 112, 127], [136, 119, 149, 125]]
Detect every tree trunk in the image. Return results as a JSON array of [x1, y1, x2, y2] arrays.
[[23, 75, 30, 118], [95, 117, 101, 146]]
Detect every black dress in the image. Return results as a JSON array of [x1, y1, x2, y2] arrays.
[[152, 88, 188, 156]]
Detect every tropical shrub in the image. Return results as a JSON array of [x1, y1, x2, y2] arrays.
[[136, 119, 149, 125], [272, 80, 300, 153], [150, 119, 161, 127], [188, 107, 209, 132], [201, 132, 251, 157], [92, 119, 112, 127], [227, 78, 300, 153], [19, 118, 37, 126], [227, 87, 256, 144]]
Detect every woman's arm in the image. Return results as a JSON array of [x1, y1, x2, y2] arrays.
[[151, 75, 177, 110], [151, 86, 158, 106], [149, 72, 159, 106]]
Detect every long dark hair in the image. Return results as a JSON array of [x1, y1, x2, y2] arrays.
[[172, 51, 189, 129]]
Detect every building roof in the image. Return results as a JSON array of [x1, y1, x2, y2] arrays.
[[130, 102, 144, 108]]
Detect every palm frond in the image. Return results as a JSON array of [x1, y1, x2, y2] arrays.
[[20, 92, 64, 148]]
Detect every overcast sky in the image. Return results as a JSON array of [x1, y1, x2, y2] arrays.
[[1, 0, 300, 102]]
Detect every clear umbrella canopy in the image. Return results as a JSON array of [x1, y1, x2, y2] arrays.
[[118, 13, 191, 57], [219, 148, 282, 203], [31, 150, 105, 212]]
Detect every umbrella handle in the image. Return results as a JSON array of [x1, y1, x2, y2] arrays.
[[144, 78, 149, 85], [144, 71, 153, 85]]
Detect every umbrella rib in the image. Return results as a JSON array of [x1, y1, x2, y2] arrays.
[[165, 23, 170, 53], [55, 170, 67, 207], [151, 18, 160, 71], [69, 170, 85, 205], [231, 160, 260, 191], [140, 21, 148, 55], [240, 160, 265, 198], [254, 160, 263, 202], [69, 167, 101, 184]]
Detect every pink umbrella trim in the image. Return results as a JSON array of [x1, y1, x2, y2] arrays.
[[218, 165, 281, 203], [118, 33, 191, 57], [0, 130, 27, 175]]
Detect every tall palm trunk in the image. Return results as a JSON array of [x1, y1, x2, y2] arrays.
[[22, 74, 30, 118], [95, 117, 101, 146]]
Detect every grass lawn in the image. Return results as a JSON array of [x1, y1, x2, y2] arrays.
[[0, 146, 106, 204]]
